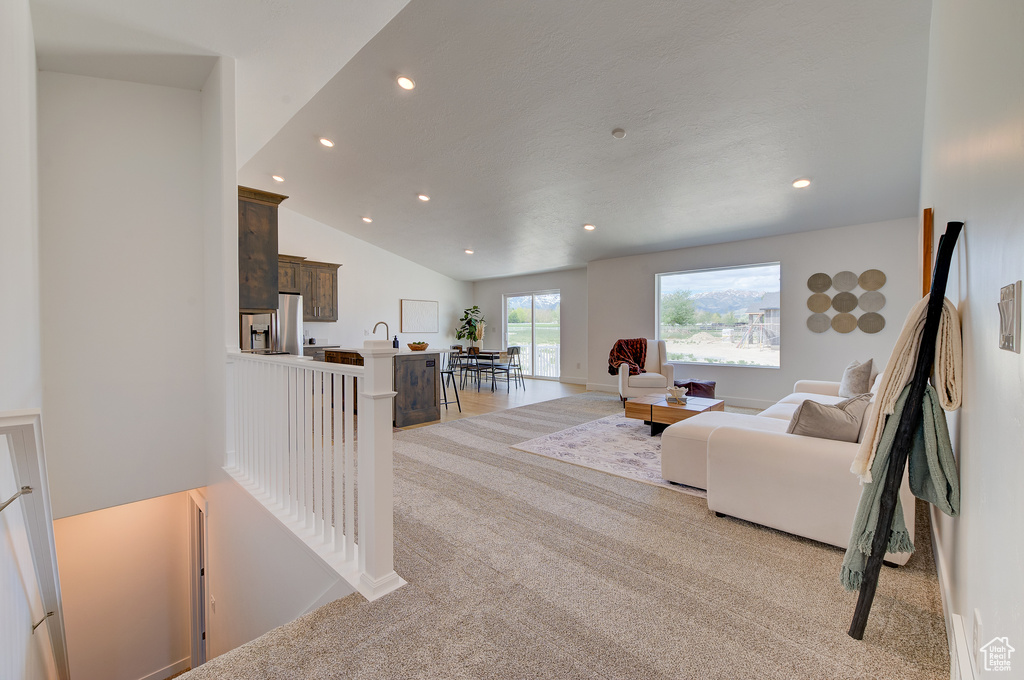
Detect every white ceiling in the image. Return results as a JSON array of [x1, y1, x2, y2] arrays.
[[32, 0, 933, 283], [31, 0, 410, 165]]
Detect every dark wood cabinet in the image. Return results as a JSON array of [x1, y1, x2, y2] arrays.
[[322, 350, 441, 427], [238, 186, 287, 311], [278, 254, 305, 294], [300, 260, 340, 322], [393, 353, 440, 427]]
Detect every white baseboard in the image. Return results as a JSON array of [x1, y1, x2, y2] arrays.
[[559, 377, 587, 385], [139, 657, 190, 680], [931, 504, 963, 680]]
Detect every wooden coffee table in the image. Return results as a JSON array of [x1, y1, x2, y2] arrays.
[[624, 395, 726, 435]]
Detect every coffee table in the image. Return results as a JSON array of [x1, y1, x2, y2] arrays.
[[624, 395, 726, 435]]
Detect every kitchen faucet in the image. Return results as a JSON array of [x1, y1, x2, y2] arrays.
[[373, 321, 389, 337]]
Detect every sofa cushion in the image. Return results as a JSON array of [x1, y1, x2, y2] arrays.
[[786, 394, 871, 443], [776, 392, 848, 407], [758, 403, 799, 420], [839, 359, 873, 397], [663, 411, 790, 443], [629, 372, 668, 387]]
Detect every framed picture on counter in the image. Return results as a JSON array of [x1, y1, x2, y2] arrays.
[[401, 299, 439, 333]]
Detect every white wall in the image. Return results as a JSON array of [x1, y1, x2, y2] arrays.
[[587, 218, 920, 406], [919, 0, 1024, 664], [204, 472, 355, 658], [53, 493, 191, 680], [472, 268, 588, 383], [37, 72, 209, 518], [278, 207, 474, 347], [1, 5, 54, 678], [0, 0, 41, 413]]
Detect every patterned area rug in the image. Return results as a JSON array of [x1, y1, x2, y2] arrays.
[[512, 413, 707, 497], [512, 404, 761, 497]]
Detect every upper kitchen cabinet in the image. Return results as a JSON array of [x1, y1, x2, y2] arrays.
[[300, 260, 341, 322], [238, 186, 287, 311], [278, 254, 305, 294]]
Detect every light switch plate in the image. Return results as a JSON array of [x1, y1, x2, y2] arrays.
[[998, 281, 1021, 352]]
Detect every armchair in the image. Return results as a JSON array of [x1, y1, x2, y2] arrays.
[[616, 339, 673, 400]]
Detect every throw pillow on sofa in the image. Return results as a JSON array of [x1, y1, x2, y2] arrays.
[[786, 393, 872, 443], [838, 359, 873, 397]]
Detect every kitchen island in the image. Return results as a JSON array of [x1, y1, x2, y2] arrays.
[[323, 348, 440, 428]]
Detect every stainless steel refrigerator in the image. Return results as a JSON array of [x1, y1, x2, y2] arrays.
[[240, 293, 303, 355], [276, 292, 303, 355]]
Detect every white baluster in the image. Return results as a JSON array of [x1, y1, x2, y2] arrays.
[[331, 373, 342, 552], [344, 373, 355, 561], [303, 367, 314, 529], [313, 368, 323, 539]]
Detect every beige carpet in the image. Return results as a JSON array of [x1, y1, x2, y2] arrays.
[[184, 392, 948, 679]]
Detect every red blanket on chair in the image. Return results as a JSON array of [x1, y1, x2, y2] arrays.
[[608, 338, 647, 376]]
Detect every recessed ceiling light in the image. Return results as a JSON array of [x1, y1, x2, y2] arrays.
[[319, 138, 335, 148], [362, 216, 373, 223], [464, 249, 474, 255], [397, 76, 416, 90], [272, 175, 284, 183], [611, 128, 626, 139], [792, 178, 811, 188], [583, 223, 596, 231], [418, 194, 430, 202]]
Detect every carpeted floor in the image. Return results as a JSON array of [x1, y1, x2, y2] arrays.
[[184, 392, 948, 679]]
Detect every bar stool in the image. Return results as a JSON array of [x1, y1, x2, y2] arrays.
[[440, 348, 462, 412]]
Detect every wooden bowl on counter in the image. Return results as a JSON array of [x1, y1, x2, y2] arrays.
[[407, 342, 429, 351]]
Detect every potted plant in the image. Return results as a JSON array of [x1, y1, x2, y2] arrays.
[[455, 306, 485, 346]]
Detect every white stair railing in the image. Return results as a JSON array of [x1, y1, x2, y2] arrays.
[[226, 342, 404, 601], [0, 410, 71, 680]]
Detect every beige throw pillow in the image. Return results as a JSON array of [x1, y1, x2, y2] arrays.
[[838, 359, 874, 397], [786, 394, 872, 443]]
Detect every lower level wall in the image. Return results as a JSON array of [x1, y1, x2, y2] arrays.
[[205, 469, 355, 659], [53, 492, 191, 680]]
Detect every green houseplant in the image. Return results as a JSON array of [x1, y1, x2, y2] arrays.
[[455, 306, 485, 346]]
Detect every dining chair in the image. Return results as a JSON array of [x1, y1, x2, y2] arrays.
[[460, 346, 483, 389], [506, 346, 526, 389]]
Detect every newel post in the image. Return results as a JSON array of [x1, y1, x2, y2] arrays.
[[356, 340, 405, 600]]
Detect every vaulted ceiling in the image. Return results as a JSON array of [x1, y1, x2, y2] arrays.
[[32, 0, 933, 282]]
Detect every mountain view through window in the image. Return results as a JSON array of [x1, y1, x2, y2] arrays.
[[656, 263, 781, 368]]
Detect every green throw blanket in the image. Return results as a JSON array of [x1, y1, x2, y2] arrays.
[[841, 384, 960, 591]]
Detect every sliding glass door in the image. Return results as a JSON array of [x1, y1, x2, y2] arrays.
[[504, 291, 560, 379]]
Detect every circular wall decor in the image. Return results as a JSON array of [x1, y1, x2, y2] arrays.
[[807, 313, 831, 333], [831, 313, 858, 333], [859, 269, 887, 291], [807, 273, 832, 293], [858, 291, 886, 313], [807, 293, 831, 313], [858, 312, 886, 334], [832, 291, 858, 313], [832, 270, 859, 292]]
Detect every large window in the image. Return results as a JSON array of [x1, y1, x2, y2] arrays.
[[656, 263, 781, 368]]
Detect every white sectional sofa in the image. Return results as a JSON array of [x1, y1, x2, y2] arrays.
[[660, 376, 915, 564]]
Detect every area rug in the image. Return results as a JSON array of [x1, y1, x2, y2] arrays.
[[511, 404, 761, 497], [512, 413, 707, 497]]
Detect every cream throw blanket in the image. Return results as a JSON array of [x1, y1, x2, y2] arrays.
[[851, 295, 962, 483]]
